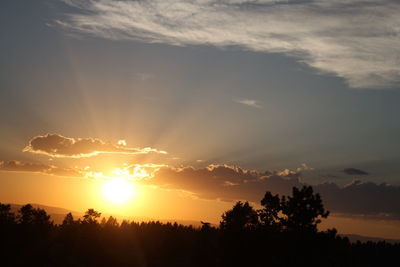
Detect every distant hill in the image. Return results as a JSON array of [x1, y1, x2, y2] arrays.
[[9, 203, 83, 224], [9, 203, 80, 216], [342, 234, 400, 244]]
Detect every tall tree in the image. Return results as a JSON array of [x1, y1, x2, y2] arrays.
[[104, 216, 119, 227], [0, 203, 15, 225], [259, 186, 329, 232], [259, 192, 281, 230], [18, 204, 35, 225], [82, 209, 101, 224], [62, 212, 75, 226], [220, 201, 259, 231], [18, 204, 52, 226], [281, 186, 329, 232]]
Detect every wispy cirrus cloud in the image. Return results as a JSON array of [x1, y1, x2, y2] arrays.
[[135, 72, 154, 81], [234, 99, 263, 109], [23, 133, 167, 158], [0, 160, 83, 177], [59, 0, 400, 89]]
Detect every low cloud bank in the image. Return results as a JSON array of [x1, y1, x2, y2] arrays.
[[24, 133, 166, 158], [3, 155, 399, 220], [0, 160, 82, 177], [148, 164, 400, 219]]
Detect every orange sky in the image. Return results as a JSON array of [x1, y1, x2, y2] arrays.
[[1, 163, 400, 240], [2, 0, 400, 241]]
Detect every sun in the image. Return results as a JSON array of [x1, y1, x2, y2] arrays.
[[98, 165, 152, 205], [102, 178, 136, 204]]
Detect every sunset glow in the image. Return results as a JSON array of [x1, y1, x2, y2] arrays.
[[2, 0, 400, 245], [98, 167, 149, 204], [102, 178, 136, 204]]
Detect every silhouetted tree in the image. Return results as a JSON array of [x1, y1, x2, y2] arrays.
[[259, 191, 281, 230], [33, 209, 52, 226], [259, 186, 329, 233], [200, 221, 212, 231], [120, 219, 130, 229], [0, 203, 15, 225], [281, 186, 329, 232], [18, 204, 35, 225], [82, 208, 101, 224], [104, 216, 119, 227], [18, 204, 52, 226], [220, 201, 259, 231], [62, 212, 75, 226]]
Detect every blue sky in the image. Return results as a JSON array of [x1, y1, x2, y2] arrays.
[[2, 0, 400, 182], [1, 0, 400, 236]]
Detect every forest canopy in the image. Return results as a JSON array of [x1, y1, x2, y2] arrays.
[[0, 186, 398, 266]]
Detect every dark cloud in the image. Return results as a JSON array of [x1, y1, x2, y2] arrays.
[[23, 133, 167, 158], [0, 160, 82, 177], [342, 168, 369, 175], [316, 181, 400, 219], [147, 164, 304, 201], [147, 164, 400, 219]]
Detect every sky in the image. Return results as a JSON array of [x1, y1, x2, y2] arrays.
[[1, 0, 400, 239]]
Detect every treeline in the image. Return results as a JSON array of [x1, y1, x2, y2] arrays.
[[0, 186, 399, 266]]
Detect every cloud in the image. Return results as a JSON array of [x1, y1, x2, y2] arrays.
[[117, 139, 127, 146], [59, 0, 400, 89], [23, 133, 167, 158], [234, 99, 263, 109], [296, 163, 314, 172], [135, 72, 154, 81], [316, 180, 400, 219], [85, 163, 165, 181], [342, 168, 369, 175], [147, 164, 306, 201], [0, 160, 83, 177], [145, 164, 400, 219]]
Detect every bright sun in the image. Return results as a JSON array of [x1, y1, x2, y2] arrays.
[[102, 178, 136, 204]]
